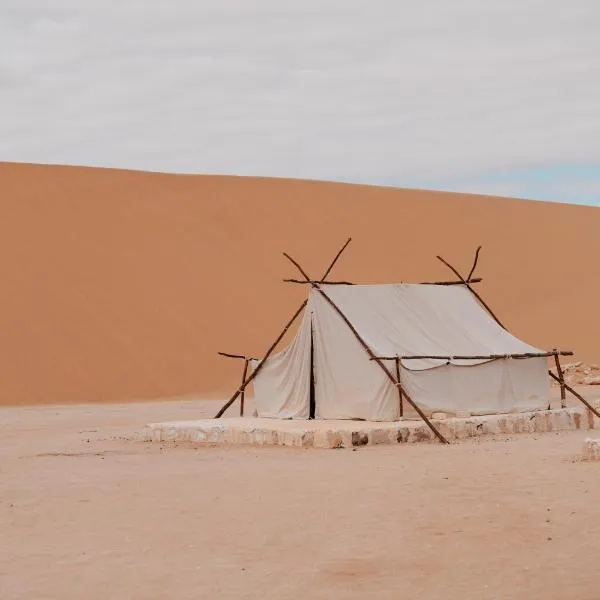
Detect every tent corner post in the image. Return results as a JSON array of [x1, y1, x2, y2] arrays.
[[552, 349, 567, 408]]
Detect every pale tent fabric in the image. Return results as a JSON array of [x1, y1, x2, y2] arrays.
[[249, 304, 312, 419], [252, 283, 549, 420]]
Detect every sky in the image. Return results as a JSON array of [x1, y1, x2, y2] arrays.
[[1, 1, 599, 205]]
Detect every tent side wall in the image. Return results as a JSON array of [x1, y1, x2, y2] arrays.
[[251, 303, 313, 419], [400, 357, 549, 416]]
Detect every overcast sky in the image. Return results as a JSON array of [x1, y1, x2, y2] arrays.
[[1, 1, 599, 204]]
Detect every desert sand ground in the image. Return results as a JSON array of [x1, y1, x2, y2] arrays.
[[2, 396, 599, 600], [2, 162, 600, 406]]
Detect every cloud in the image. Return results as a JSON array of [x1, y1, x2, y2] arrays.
[[1, 0, 599, 203]]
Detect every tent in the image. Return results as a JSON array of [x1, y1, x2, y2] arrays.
[[251, 283, 550, 421], [214, 240, 588, 443]]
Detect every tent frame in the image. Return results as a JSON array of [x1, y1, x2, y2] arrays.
[[214, 239, 600, 441]]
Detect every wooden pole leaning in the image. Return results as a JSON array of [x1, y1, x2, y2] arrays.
[[436, 250, 507, 330], [282, 252, 449, 444], [240, 358, 250, 416], [548, 371, 600, 419], [553, 349, 567, 408], [213, 238, 352, 418]]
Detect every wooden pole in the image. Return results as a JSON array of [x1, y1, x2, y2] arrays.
[[395, 357, 404, 417], [371, 350, 573, 361], [322, 238, 352, 279], [436, 254, 507, 330], [214, 237, 353, 418], [218, 351, 259, 361], [553, 350, 567, 408], [467, 245, 482, 281], [240, 358, 249, 416], [548, 371, 600, 419], [284, 279, 354, 285], [420, 278, 482, 286]]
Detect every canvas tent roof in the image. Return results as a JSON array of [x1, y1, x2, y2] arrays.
[[251, 283, 550, 421]]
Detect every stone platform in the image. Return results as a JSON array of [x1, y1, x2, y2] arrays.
[[143, 405, 599, 449]]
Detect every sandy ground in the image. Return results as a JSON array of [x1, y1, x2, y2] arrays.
[[1, 398, 599, 600], [2, 162, 600, 405]]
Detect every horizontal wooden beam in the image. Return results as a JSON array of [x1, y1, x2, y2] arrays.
[[371, 350, 574, 361], [218, 352, 259, 362], [284, 279, 354, 285], [420, 277, 482, 286]]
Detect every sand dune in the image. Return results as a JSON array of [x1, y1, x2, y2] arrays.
[[1, 162, 599, 405]]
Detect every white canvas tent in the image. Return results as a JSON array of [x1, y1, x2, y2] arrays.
[[251, 284, 550, 421], [214, 241, 588, 443]]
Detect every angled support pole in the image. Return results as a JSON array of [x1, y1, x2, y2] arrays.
[[552, 349, 567, 408], [436, 246, 507, 330], [283, 252, 449, 444], [214, 238, 352, 418], [548, 371, 600, 419]]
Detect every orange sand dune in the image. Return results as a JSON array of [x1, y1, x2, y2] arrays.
[[1, 162, 599, 406]]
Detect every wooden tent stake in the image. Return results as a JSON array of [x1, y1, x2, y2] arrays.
[[553, 349, 567, 408], [548, 371, 600, 418], [395, 357, 404, 417], [214, 238, 352, 418]]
